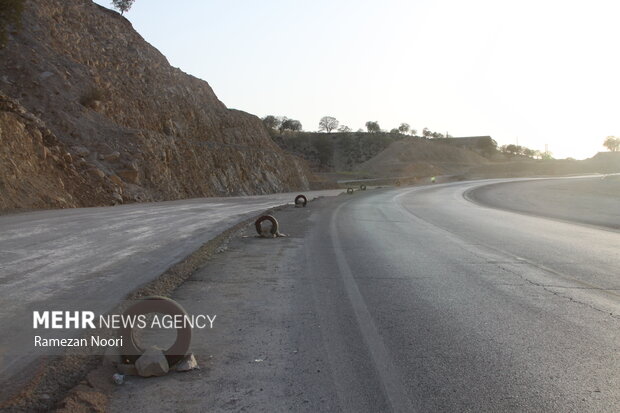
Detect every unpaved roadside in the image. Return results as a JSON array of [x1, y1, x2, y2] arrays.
[[106, 195, 349, 412]]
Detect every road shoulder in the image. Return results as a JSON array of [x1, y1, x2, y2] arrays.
[[107, 198, 346, 412]]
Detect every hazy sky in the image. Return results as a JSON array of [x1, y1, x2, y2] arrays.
[[95, 0, 620, 159]]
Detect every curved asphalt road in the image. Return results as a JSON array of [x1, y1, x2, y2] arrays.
[[312, 179, 619, 412], [111, 177, 619, 412], [466, 175, 620, 229]]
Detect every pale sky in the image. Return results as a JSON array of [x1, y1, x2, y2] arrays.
[[95, 0, 620, 159]]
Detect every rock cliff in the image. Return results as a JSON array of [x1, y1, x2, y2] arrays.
[[0, 0, 310, 210]]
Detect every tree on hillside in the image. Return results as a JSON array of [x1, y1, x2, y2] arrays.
[[603, 136, 620, 152], [338, 125, 352, 132], [541, 150, 553, 160], [0, 0, 24, 48], [501, 143, 544, 158], [112, 0, 136, 15], [410, 128, 417, 136], [365, 121, 381, 133], [501, 144, 520, 156], [281, 118, 302, 132], [398, 123, 410, 134], [262, 115, 281, 131], [318, 116, 339, 133], [276, 116, 289, 134], [422, 127, 431, 138], [390, 128, 400, 134]]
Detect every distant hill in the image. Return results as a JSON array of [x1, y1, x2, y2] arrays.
[[273, 131, 620, 184], [271, 132, 495, 181]]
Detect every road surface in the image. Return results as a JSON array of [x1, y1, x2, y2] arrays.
[[109, 177, 619, 412], [0, 189, 342, 403], [466, 174, 620, 229]]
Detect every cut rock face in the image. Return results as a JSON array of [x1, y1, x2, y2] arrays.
[[135, 347, 170, 377], [0, 0, 312, 211]]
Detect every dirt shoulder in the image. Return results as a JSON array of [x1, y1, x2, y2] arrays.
[[104, 195, 349, 412], [466, 175, 620, 230]]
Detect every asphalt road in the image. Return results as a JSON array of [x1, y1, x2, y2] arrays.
[[0, 189, 341, 403], [467, 175, 620, 229], [110, 178, 619, 412]]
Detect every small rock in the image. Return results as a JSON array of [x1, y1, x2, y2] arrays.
[[111, 192, 123, 204], [175, 353, 199, 372], [117, 169, 139, 184], [39, 71, 54, 80], [62, 152, 72, 163], [87, 168, 105, 179], [104, 151, 120, 162], [135, 347, 169, 377], [112, 373, 124, 385], [109, 174, 123, 186], [73, 146, 90, 157]]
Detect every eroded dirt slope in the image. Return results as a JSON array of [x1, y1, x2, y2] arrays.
[[356, 138, 489, 178]]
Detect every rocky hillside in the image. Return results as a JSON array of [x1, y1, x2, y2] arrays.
[[0, 93, 119, 211], [0, 0, 310, 211]]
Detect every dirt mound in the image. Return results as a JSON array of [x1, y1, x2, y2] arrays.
[[355, 138, 489, 178], [0, 0, 310, 211]]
